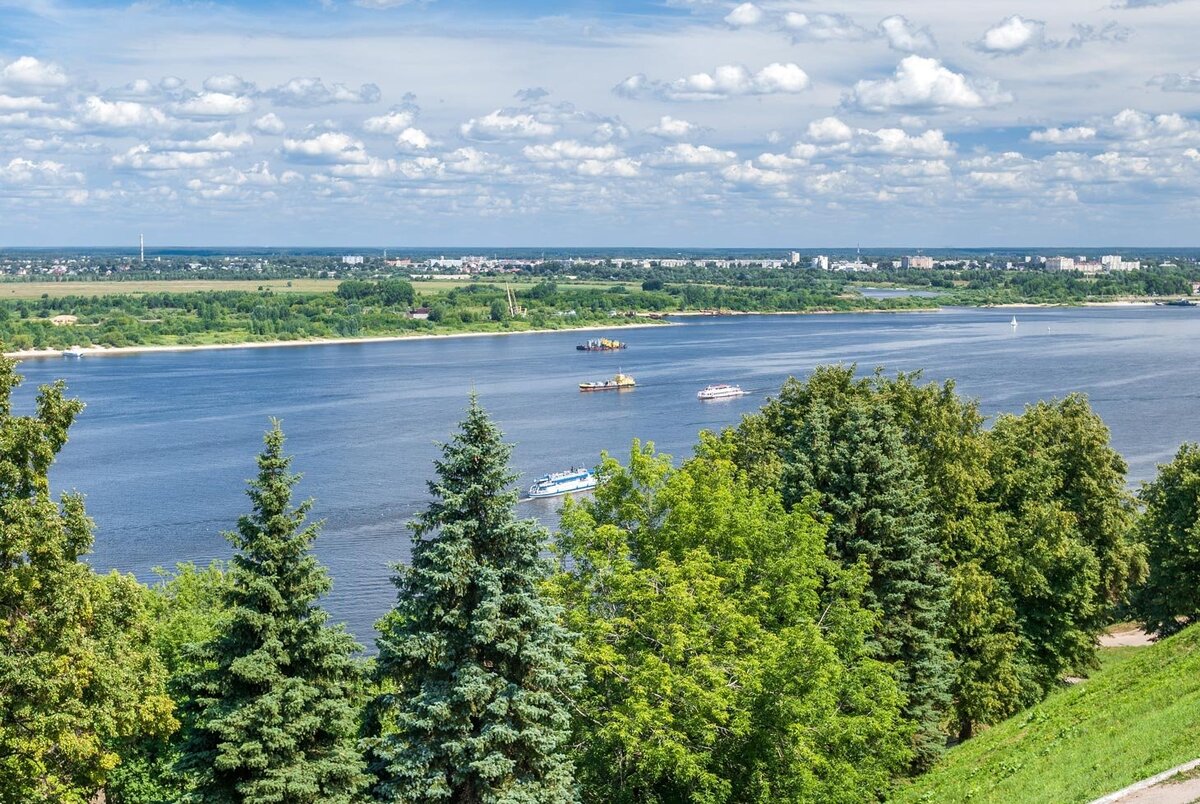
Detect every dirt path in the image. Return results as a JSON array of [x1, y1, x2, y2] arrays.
[[1099, 624, 1154, 647]]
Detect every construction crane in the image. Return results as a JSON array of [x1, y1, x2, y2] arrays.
[[505, 282, 525, 317]]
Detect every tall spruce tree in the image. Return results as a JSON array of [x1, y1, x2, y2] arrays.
[[175, 422, 366, 803], [368, 396, 577, 803]]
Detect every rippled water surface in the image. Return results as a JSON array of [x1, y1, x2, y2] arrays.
[[17, 306, 1200, 640]]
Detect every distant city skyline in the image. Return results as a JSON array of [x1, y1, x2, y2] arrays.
[[2, 0, 1200, 247]]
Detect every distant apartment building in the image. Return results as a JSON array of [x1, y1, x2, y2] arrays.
[[1045, 256, 1075, 271], [1101, 255, 1141, 272], [342, 255, 365, 265], [811, 255, 829, 271], [1075, 261, 1103, 276], [902, 255, 934, 270], [832, 259, 874, 272], [789, 251, 801, 265]]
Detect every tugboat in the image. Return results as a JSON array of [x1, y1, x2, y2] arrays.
[[527, 467, 598, 499], [577, 338, 627, 351], [1156, 298, 1199, 307], [579, 371, 636, 391], [697, 383, 747, 400]]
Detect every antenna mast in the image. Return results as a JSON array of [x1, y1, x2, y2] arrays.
[[140, 233, 145, 263]]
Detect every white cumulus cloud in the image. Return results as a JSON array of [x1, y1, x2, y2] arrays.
[[363, 109, 417, 134], [721, 160, 789, 186], [976, 16, 1045, 54], [460, 110, 557, 140], [576, 157, 640, 177], [252, 113, 286, 135], [112, 145, 231, 171], [859, 128, 953, 157], [847, 56, 1010, 112], [0, 157, 82, 185], [614, 63, 809, 101], [202, 74, 255, 94], [281, 132, 368, 163], [725, 2, 764, 27], [268, 78, 381, 106], [0, 56, 69, 90], [0, 95, 55, 112], [523, 139, 621, 162], [165, 131, 255, 152], [807, 116, 854, 143], [646, 115, 698, 139], [783, 13, 869, 42], [79, 96, 170, 130], [1029, 126, 1097, 144], [647, 143, 737, 166], [879, 15, 936, 53], [396, 127, 431, 150], [173, 92, 255, 118]]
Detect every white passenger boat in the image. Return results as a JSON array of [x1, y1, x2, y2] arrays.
[[697, 383, 747, 400], [527, 468, 598, 498], [62, 345, 85, 358]]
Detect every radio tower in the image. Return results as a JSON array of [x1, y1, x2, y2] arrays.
[[140, 233, 145, 263]]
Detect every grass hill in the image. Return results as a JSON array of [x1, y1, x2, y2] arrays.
[[892, 625, 1200, 803]]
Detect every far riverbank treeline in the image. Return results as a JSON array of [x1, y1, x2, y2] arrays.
[[0, 277, 934, 351], [4, 358, 1200, 802], [4, 260, 1200, 351]]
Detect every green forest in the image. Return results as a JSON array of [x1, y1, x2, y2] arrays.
[[8, 262, 1200, 352], [0, 278, 935, 351], [3, 357, 1200, 803]]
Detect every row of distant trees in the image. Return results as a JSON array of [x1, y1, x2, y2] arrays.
[[4, 359, 1200, 802]]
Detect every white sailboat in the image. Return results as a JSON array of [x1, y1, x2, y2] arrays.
[[1010, 315, 1018, 330]]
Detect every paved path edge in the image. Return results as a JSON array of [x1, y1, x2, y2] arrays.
[[1089, 758, 1200, 804]]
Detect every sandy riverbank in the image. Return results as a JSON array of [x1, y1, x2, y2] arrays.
[[987, 300, 1159, 308], [4, 320, 674, 360], [665, 307, 941, 317]]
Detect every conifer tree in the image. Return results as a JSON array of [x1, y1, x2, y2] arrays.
[[0, 356, 175, 802], [176, 422, 366, 803], [368, 396, 576, 803]]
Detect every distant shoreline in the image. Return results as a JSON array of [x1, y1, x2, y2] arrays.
[[2, 300, 1170, 360], [4, 320, 673, 360]]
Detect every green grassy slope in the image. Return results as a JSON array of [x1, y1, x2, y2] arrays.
[[892, 625, 1200, 804]]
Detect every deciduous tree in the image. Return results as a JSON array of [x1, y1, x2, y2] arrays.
[[0, 356, 175, 802], [554, 438, 911, 803], [1130, 443, 1200, 638]]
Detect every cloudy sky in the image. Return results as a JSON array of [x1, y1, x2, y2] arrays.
[[1, 0, 1199, 247]]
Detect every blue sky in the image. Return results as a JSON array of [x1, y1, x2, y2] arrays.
[[1, 0, 1199, 246]]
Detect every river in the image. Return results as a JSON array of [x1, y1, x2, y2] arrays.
[[14, 305, 1200, 641]]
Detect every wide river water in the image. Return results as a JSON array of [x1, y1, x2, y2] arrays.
[[15, 306, 1200, 641]]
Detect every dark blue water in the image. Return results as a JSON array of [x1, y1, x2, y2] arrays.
[[14, 306, 1200, 641]]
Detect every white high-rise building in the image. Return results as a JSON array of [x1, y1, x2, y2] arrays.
[[1102, 255, 1140, 271], [902, 255, 934, 270], [1045, 256, 1075, 271], [811, 255, 829, 270], [789, 251, 801, 265]]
